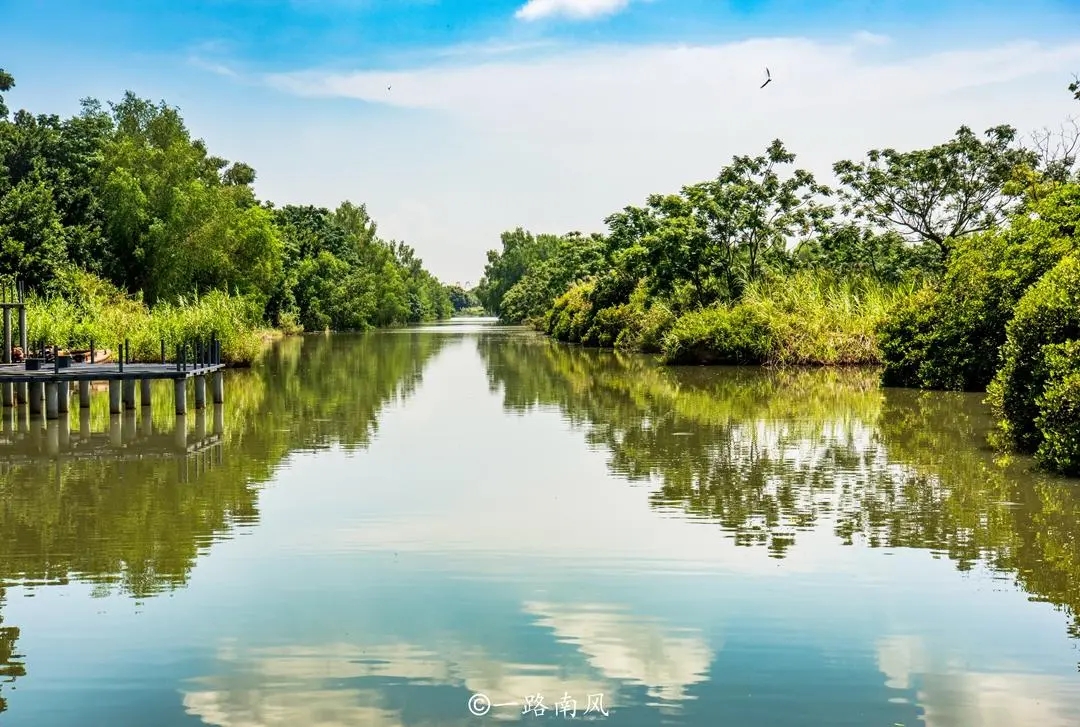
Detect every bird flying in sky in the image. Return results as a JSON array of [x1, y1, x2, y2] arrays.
[[760, 68, 771, 88]]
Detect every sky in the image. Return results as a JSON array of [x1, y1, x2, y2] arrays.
[[2, 0, 1080, 285]]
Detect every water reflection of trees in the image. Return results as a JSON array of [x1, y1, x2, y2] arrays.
[[477, 333, 1080, 638], [0, 331, 448, 713]]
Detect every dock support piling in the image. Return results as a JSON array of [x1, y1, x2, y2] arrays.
[[46, 419, 59, 455], [122, 410, 137, 443], [140, 378, 152, 408], [79, 380, 90, 408], [58, 414, 70, 449], [213, 403, 224, 435], [44, 382, 58, 420], [174, 378, 187, 415], [122, 378, 136, 410], [29, 381, 42, 416], [1, 382, 12, 408], [175, 414, 188, 451], [194, 374, 206, 410], [15, 382, 26, 405], [108, 379, 122, 415], [79, 407, 90, 440], [57, 382, 68, 414], [109, 414, 121, 446], [212, 370, 224, 404], [195, 407, 206, 441]]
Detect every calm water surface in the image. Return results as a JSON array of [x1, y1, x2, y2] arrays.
[[1, 319, 1079, 726]]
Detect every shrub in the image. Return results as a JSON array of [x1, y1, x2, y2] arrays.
[[661, 304, 774, 364], [1033, 340, 1080, 475], [879, 183, 1080, 390], [988, 254, 1080, 456], [878, 285, 942, 386], [545, 280, 595, 343]]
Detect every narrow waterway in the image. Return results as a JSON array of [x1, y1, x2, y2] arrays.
[[1, 319, 1078, 726]]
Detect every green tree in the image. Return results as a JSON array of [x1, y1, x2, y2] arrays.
[[643, 139, 827, 306], [0, 178, 68, 287], [0, 67, 13, 120], [833, 126, 1037, 262]]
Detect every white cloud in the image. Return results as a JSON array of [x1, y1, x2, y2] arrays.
[[852, 30, 890, 46], [245, 35, 1080, 282], [515, 0, 632, 22], [521, 601, 713, 702], [876, 635, 1080, 727]]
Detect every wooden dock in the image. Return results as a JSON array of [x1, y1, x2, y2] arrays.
[[0, 357, 226, 418], [0, 278, 227, 420]]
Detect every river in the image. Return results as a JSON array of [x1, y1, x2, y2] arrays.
[[1, 318, 1079, 726]]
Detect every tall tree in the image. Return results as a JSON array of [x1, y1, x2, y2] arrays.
[[833, 126, 1037, 261], [0, 68, 13, 120]]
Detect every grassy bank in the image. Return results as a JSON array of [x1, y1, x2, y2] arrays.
[[25, 272, 270, 366], [544, 272, 906, 366]]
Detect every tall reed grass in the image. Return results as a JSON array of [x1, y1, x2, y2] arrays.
[[24, 271, 267, 365], [662, 271, 911, 366]]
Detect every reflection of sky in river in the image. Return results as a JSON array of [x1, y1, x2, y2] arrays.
[[3, 338, 1080, 726]]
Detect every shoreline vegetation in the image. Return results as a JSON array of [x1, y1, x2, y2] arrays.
[[0, 68, 484, 369], [476, 77, 1080, 475]]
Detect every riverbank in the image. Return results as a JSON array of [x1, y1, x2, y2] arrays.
[[539, 271, 904, 367]]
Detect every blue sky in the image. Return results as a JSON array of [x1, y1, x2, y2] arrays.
[[3, 0, 1080, 283]]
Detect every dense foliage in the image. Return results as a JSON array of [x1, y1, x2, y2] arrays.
[[0, 68, 453, 338], [476, 79, 1080, 475]]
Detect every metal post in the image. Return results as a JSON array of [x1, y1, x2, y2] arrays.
[[3, 302, 11, 364], [122, 378, 136, 410], [195, 340, 201, 369], [79, 380, 90, 408], [53, 346, 59, 374], [174, 378, 187, 415], [124, 339, 130, 364], [140, 378, 152, 407], [29, 381, 42, 416], [194, 374, 206, 409], [118, 342, 124, 373], [212, 370, 224, 404], [18, 282, 27, 356], [45, 382, 58, 420], [109, 379, 121, 415], [57, 382, 68, 414], [161, 339, 166, 365], [90, 337, 95, 364], [175, 345, 181, 372]]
